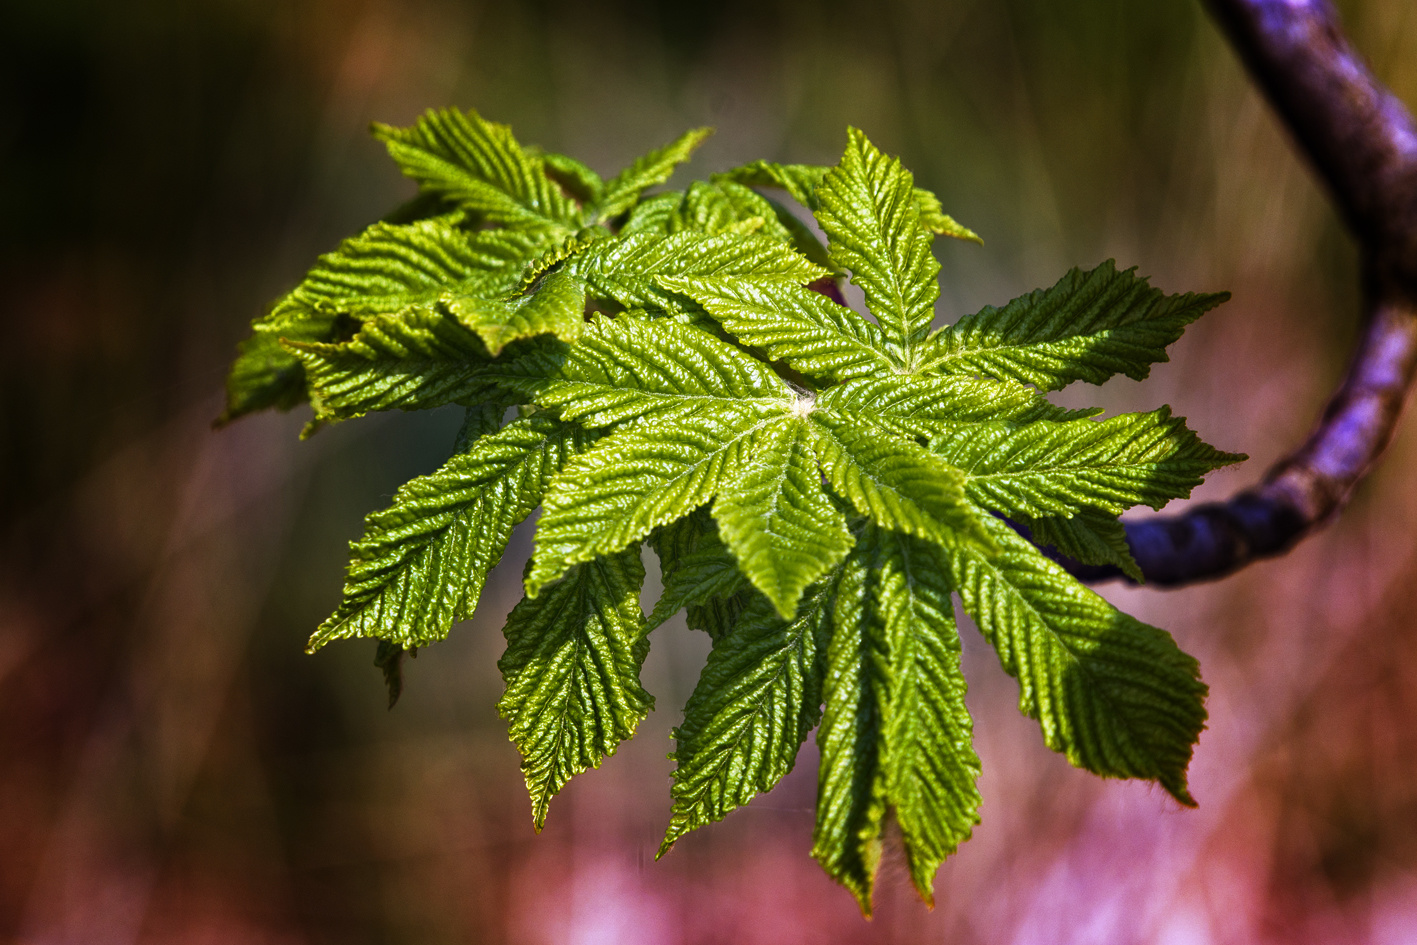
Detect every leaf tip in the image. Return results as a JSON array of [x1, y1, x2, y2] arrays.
[[1164, 777, 1199, 809]]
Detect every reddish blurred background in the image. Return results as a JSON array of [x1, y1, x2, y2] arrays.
[[4, 1, 1417, 942]]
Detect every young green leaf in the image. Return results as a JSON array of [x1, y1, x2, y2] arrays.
[[658, 275, 897, 381], [593, 127, 713, 223], [869, 530, 981, 905], [374, 108, 579, 230], [621, 191, 684, 235], [453, 403, 509, 452], [444, 267, 589, 356], [815, 374, 1086, 438], [308, 416, 589, 651], [811, 526, 980, 912], [930, 408, 1246, 519], [527, 409, 785, 596], [1026, 510, 1144, 583], [717, 160, 827, 208], [539, 150, 605, 205], [812, 536, 887, 913], [220, 220, 555, 424], [646, 510, 750, 631], [807, 410, 988, 548], [919, 260, 1230, 390], [912, 186, 982, 244], [719, 159, 978, 241], [565, 230, 828, 310], [498, 546, 653, 830], [289, 307, 495, 423], [221, 324, 333, 425], [713, 416, 853, 619], [662, 576, 838, 854], [279, 219, 554, 319], [667, 180, 743, 234], [504, 313, 790, 428], [815, 128, 940, 361], [944, 514, 1207, 804]]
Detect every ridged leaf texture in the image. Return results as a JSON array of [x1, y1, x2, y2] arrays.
[[815, 127, 941, 360], [374, 108, 579, 231], [930, 408, 1244, 519], [662, 575, 838, 852], [813, 526, 980, 912], [658, 275, 896, 381], [713, 416, 854, 619], [919, 259, 1230, 390], [945, 515, 1208, 804], [593, 127, 713, 222], [222, 114, 1243, 914], [220, 220, 558, 424], [565, 229, 828, 310], [717, 159, 981, 243], [502, 314, 790, 428], [307, 416, 589, 651], [498, 546, 652, 829]]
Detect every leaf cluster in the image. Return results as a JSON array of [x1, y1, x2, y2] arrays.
[[221, 109, 1243, 912]]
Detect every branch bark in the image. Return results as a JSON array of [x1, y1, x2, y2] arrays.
[[1069, 0, 1417, 586]]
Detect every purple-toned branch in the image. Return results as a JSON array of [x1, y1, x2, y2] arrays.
[[1068, 0, 1417, 586]]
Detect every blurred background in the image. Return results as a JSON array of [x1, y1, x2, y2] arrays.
[[4, 0, 1417, 941]]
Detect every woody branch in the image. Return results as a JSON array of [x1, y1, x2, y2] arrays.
[[1066, 0, 1417, 586]]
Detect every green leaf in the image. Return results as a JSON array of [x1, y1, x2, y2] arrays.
[[720, 159, 975, 242], [667, 181, 742, 234], [527, 409, 784, 596], [308, 416, 589, 650], [220, 220, 553, 424], [868, 529, 980, 904], [816, 374, 1087, 438], [504, 313, 790, 428], [453, 403, 510, 453], [1026, 510, 1143, 583], [913, 186, 982, 244], [288, 307, 494, 422], [685, 592, 755, 642], [713, 416, 853, 619], [930, 408, 1246, 519], [662, 576, 838, 854], [374, 108, 579, 230], [944, 514, 1207, 804], [815, 128, 940, 360], [620, 191, 683, 235], [646, 509, 750, 632], [594, 127, 713, 222], [374, 639, 412, 709], [663, 180, 799, 247], [812, 535, 887, 913], [807, 410, 987, 548], [717, 160, 827, 208], [220, 323, 333, 425], [539, 150, 605, 205], [276, 220, 555, 318], [498, 546, 652, 830], [444, 267, 589, 356], [919, 260, 1230, 391], [810, 526, 981, 912], [658, 276, 897, 381], [565, 230, 828, 311]]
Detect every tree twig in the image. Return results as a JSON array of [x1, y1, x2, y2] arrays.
[[1068, 0, 1417, 586]]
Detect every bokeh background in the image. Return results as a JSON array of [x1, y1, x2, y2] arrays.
[[5, 0, 1417, 942]]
